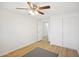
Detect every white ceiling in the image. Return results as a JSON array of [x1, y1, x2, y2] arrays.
[[0, 2, 79, 18]]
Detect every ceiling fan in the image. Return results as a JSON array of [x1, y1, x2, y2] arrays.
[[16, 2, 50, 15]]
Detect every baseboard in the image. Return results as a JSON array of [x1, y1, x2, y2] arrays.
[[0, 40, 39, 56], [78, 51, 79, 55], [49, 42, 63, 47], [49, 42, 79, 53]]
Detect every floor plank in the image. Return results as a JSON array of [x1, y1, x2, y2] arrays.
[[3, 38, 79, 57]]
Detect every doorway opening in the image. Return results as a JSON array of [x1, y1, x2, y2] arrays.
[[42, 22, 48, 41], [37, 19, 49, 43]]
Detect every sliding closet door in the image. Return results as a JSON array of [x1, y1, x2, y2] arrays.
[[48, 16, 63, 46]]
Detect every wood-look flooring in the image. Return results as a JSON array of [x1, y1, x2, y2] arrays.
[[3, 38, 79, 57]]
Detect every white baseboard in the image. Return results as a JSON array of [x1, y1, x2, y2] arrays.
[[49, 42, 53, 45], [78, 51, 79, 55], [0, 40, 38, 56]]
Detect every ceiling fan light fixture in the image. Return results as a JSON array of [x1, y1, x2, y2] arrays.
[[29, 10, 39, 15], [29, 10, 35, 15], [16, 2, 50, 15], [34, 11, 39, 15]]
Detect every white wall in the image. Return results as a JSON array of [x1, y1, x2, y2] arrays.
[[48, 12, 79, 52], [63, 12, 79, 51], [0, 9, 38, 56]]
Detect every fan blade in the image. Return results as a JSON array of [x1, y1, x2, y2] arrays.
[[27, 2, 33, 9], [39, 6, 50, 10], [16, 8, 28, 10], [37, 10, 44, 15]]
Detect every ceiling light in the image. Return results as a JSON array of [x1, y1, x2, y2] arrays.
[[29, 10, 39, 15], [29, 10, 35, 15]]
